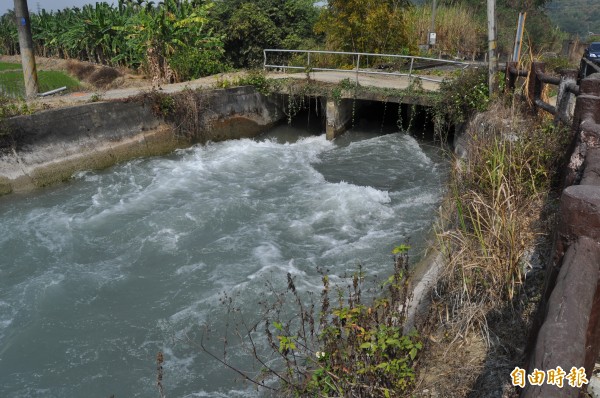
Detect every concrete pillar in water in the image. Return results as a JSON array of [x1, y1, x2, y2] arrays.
[[325, 99, 353, 140]]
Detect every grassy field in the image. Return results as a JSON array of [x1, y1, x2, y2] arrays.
[[0, 70, 80, 97], [0, 62, 21, 71]]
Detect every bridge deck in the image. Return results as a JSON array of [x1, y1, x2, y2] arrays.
[[34, 70, 440, 109], [269, 71, 441, 92]]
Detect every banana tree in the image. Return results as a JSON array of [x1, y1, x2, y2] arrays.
[[0, 11, 18, 55], [125, 0, 225, 82]]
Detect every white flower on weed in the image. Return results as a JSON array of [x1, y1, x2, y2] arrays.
[[315, 351, 326, 359]]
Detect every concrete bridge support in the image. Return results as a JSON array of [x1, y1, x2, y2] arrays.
[[325, 98, 354, 140]]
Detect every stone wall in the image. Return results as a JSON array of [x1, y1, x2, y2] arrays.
[[522, 73, 600, 397]]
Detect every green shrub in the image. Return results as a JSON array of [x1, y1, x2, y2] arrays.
[[435, 68, 489, 126], [541, 55, 575, 74], [169, 46, 229, 81], [236, 70, 271, 95], [200, 251, 422, 397]]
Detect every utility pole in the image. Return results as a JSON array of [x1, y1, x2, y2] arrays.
[[487, 0, 497, 95], [13, 0, 38, 99], [429, 0, 437, 50]]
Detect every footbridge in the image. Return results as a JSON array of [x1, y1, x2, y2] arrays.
[[263, 49, 479, 139]]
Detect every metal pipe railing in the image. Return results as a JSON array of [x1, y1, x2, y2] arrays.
[[263, 48, 475, 83]]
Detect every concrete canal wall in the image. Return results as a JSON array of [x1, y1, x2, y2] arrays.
[[0, 86, 283, 195]]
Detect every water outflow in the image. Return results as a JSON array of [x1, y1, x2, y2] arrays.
[[0, 126, 447, 397]]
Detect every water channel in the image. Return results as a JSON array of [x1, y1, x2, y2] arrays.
[[0, 114, 448, 397]]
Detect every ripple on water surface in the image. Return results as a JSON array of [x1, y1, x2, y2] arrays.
[[0, 130, 447, 397]]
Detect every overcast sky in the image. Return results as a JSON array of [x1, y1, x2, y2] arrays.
[[1, 1, 117, 15]]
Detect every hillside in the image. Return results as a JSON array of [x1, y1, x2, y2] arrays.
[[545, 0, 599, 38]]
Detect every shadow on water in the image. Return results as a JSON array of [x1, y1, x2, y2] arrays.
[[259, 95, 439, 145]]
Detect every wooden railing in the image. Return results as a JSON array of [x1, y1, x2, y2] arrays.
[[505, 61, 580, 124]]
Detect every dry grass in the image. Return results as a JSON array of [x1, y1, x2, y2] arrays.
[[438, 101, 565, 312], [407, 5, 486, 59], [66, 60, 123, 89], [88, 67, 122, 87], [413, 100, 568, 397]]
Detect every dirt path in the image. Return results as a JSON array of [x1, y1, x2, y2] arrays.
[[2, 55, 443, 109]]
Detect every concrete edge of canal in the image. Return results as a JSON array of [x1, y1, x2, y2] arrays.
[[0, 86, 284, 195]]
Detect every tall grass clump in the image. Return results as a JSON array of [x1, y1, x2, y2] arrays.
[[406, 5, 486, 59], [436, 100, 569, 338]]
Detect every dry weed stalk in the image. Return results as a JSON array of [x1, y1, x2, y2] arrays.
[[435, 101, 567, 341], [407, 5, 485, 59], [189, 253, 420, 397]]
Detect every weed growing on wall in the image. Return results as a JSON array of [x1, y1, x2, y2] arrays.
[[142, 88, 208, 142], [0, 95, 34, 119], [434, 68, 489, 129]]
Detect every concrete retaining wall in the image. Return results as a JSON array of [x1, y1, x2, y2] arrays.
[[0, 86, 283, 195]]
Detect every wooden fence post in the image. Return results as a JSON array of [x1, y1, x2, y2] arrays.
[[555, 69, 579, 124], [527, 62, 545, 114], [505, 61, 517, 92]]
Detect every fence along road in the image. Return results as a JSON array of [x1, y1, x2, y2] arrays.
[[31, 50, 475, 107], [263, 49, 479, 91]]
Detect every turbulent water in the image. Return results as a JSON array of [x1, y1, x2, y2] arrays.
[[0, 124, 447, 397]]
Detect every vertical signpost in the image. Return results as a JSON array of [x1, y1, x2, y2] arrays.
[[13, 0, 38, 99], [428, 0, 437, 50], [487, 0, 497, 95], [512, 12, 527, 64]]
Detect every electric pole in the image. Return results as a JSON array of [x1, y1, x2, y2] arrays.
[[13, 0, 38, 99], [429, 0, 437, 50], [487, 0, 497, 95]]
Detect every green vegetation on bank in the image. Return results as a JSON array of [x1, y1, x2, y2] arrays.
[[422, 65, 571, 394], [0, 70, 80, 97], [0, 0, 570, 85], [0, 62, 19, 71], [199, 250, 422, 397], [0, 0, 319, 81]]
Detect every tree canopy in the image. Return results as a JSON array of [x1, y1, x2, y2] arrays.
[[214, 0, 319, 67], [315, 0, 415, 54]]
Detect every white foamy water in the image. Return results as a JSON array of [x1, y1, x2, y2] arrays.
[[0, 129, 447, 397]]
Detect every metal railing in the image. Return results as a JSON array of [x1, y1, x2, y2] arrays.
[[263, 49, 474, 83]]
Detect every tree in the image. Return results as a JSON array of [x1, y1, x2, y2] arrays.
[[125, 0, 226, 82], [315, 0, 414, 54], [214, 0, 319, 67], [0, 11, 18, 55], [224, 3, 281, 68]]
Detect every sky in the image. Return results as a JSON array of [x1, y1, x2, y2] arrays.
[[1, 1, 117, 15]]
